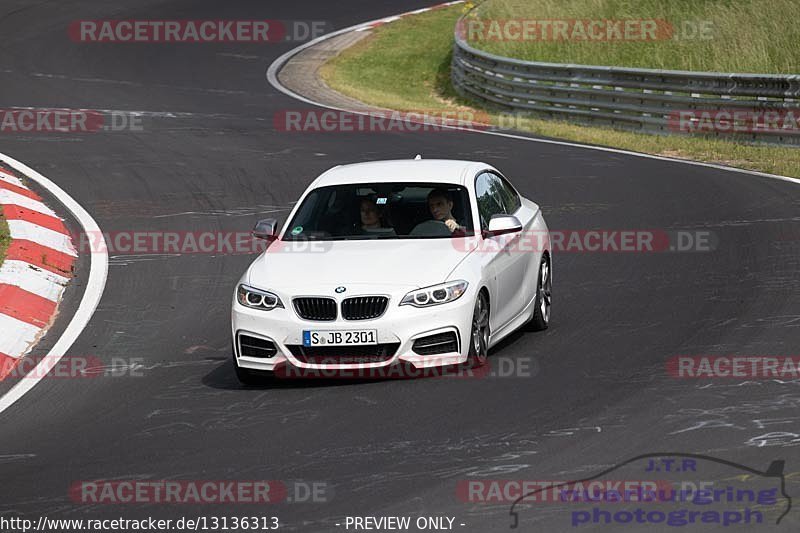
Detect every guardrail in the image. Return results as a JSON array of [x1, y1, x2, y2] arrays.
[[451, 20, 800, 145]]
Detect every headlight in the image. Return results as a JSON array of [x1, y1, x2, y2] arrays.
[[400, 280, 468, 308], [237, 284, 284, 310]]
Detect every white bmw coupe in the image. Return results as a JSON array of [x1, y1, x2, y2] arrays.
[[231, 158, 551, 383]]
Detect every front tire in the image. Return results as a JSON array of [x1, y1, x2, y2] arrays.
[[529, 255, 551, 331], [467, 291, 490, 367]]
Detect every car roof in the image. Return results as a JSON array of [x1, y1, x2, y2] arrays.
[[311, 159, 491, 188]]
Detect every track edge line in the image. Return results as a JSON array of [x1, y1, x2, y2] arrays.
[[0, 152, 108, 416]]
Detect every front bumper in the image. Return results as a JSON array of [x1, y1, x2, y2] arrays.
[[231, 288, 475, 373]]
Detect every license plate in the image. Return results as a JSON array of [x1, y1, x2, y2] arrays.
[[302, 329, 378, 346]]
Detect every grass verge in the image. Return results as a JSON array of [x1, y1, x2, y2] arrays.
[[319, 4, 800, 178], [469, 0, 800, 74], [0, 206, 10, 266]]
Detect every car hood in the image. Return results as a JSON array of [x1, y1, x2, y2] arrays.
[[246, 238, 474, 293]]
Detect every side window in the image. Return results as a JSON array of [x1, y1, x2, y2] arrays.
[[494, 174, 521, 214], [291, 190, 322, 230], [475, 172, 505, 231]]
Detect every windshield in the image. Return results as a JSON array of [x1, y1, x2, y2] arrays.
[[283, 182, 474, 240]]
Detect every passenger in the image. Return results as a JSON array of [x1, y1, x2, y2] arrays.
[[358, 196, 394, 235], [360, 197, 383, 230]]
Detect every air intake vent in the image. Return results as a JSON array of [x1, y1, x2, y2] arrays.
[[412, 331, 459, 355], [341, 296, 389, 320], [288, 343, 399, 364], [238, 334, 278, 358], [293, 297, 337, 321]]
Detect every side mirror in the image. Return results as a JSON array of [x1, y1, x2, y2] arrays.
[[485, 214, 522, 237], [253, 218, 278, 241]]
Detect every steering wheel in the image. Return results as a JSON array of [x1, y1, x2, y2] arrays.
[[410, 219, 452, 237]]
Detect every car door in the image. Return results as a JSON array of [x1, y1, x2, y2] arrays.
[[475, 171, 522, 331], [491, 171, 538, 319]]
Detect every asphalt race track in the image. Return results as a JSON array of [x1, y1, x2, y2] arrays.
[[0, 1, 799, 531]]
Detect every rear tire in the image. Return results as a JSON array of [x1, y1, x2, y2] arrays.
[[466, 291, 490, 367], [530, 255, 551, 331]]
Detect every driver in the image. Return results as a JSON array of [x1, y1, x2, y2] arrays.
[[427, 188, 463, 233]]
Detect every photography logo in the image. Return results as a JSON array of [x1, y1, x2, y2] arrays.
[[508, 452, 791, 529]]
